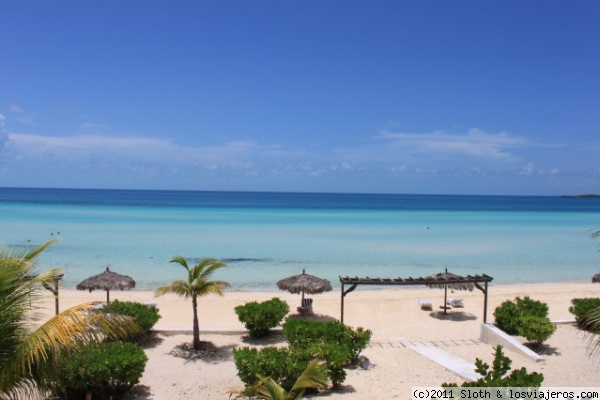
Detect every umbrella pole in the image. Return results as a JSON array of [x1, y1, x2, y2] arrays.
[[106, 289, 110, 304], [444, 286, 447, 315]]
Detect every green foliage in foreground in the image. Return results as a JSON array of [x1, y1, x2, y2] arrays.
[[442, 345, 544, 387], [0, 240, 141, 399], [494, 296, 555, 344], [101, 300, 161, 335], [233, 347, 305, 391], [51, 341, 148, 399], [232, 359, 329, 400], [233, 320, 372, 391], [283, 319, 372, 362], [235, 297, 290, 338], [569, 298, 600, 329]]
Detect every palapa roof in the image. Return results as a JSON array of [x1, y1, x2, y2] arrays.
[[76, 267, 136, 293], [425, 269, 474, 291], [593, 273, 600, 283], [277, 270, 332, 294]]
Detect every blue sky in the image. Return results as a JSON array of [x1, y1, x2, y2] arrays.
[[1, 1, 599, 195]]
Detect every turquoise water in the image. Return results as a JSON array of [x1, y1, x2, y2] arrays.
[[1, 188, 600, 289]]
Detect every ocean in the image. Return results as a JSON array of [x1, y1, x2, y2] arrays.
[[1, 187, 600, 290]]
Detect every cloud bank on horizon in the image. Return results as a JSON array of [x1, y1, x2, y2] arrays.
[[1, 109, 595, 195], [1, 1, 599, 195]]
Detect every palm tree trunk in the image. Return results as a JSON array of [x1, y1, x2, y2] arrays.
[[192, 295, 200, 350]]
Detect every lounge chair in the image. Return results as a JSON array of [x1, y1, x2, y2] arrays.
[[446, 298, 464, 308], [418, 300, 432, 310], [297, 298, 313, 315]]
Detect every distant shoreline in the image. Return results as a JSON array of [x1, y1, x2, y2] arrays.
[[561, 194, 600, 198]]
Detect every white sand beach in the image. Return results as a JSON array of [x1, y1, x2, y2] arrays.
[[39, 282, 600, 399]]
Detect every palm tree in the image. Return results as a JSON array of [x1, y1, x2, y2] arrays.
[[0, 240, 141, 399], [155, 256, 230, 350], [232, 359, 329, 400]]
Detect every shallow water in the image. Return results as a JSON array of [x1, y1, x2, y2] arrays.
[[1, 188, 600, 289]]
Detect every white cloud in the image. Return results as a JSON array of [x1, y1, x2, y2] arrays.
[[80, 122, 107, 129], [518, 162, 536, 176], [6, 104, 34, 124], [0, 114, 8, 150], [377, 128, 528, 161], [1, 123, 590, 195], [390, 165, 408, 175], [5, 133, 276, 172]]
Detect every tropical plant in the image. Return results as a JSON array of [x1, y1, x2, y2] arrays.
[[51, 340, 147, 399], [100, 300, 161, 336], [235, 297, 290, 338], [155, 256, 230, 350], [283, 319, 372, 362], [494, 296, 555, 344], [0, 240, 141, 399], [234, 320, 372, 390], [577, 306, 600, 356], [442, 345, 544, 387], [569, 298, 600, 328], [231, 359, 328, 400]]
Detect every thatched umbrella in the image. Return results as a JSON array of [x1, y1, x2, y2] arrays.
[[593, 273, 600, 283], [426, 268, 474, 314], [76, 267, 136, 303], [277, 269, 332, 301]]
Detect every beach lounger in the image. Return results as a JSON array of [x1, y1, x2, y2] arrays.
[[144, 301, 158, 308], [446, 298, 464, 308], [297, 298, 313, 315], [418, 300, 432, 310]]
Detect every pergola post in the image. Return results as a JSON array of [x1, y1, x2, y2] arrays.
[[483, 281, 489, 323], [340, 282, 345, 323], [340, 280, 358, 324]]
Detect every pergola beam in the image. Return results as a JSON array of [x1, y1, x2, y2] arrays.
[[339, 273, 493, 324]]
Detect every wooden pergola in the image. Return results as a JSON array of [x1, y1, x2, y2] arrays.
[[339, 273, 494, 323]]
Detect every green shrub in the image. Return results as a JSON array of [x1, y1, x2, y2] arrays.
[[233, 347, 306, 391], [442, 345, 544, 387], [235, 297, 289, 338], [493, 296, 554, 344], [293, 342, 350, 387], [283, 319, 372, 361], [233, 320, 372, 391], [569, 298, 600, 328], [101, 300, 161, 335], [515, 296, 549, 318], [53, 341, 148, 399], [517, 316, 556, 344], [494, 299, 521, 334]]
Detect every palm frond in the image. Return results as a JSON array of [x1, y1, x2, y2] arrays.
[[195, 280, 231, 297], [289, 359, 329, 396], [3, 303, 141, 393], [0, 239, 57, 263], [155, 280, 192, 298], [255, 377, 289, 400], [196, 258, 228, 278], [1, 240, 141, 398], [169, 255, 190, 271], [581, 306, 600, 355]]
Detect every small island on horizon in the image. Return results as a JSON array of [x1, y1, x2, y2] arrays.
[[561, 194, 600, 198]]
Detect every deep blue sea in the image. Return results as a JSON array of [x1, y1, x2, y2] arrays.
[[2, 187, 600, 290]]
